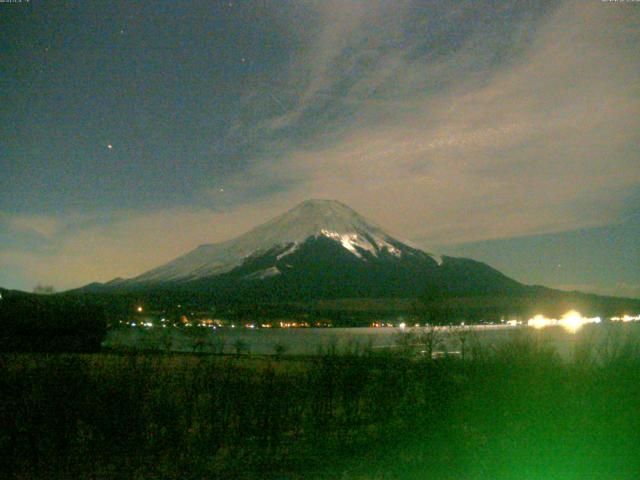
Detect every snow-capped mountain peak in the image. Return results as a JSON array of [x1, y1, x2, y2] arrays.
[[243, 199, 389, 246], [128, 199, 439, 283]]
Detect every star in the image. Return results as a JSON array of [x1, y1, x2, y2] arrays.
[[107, 144, 113, 149], [241, 57, 246, 63]]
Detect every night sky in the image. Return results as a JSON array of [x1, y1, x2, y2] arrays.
[[1, 0, 638, 296]]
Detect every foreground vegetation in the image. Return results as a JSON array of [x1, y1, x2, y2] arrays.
[[0, 292, 106, 353], [2, 328, 640, 479]]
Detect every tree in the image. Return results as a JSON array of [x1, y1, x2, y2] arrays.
[[33, 284, 56, 295]]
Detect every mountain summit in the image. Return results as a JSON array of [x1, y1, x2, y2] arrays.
[[130, 199, 440, 284], [94, 199, 523, 300]]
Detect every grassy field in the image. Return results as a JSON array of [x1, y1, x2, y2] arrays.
[[2, 327, 640, 479]]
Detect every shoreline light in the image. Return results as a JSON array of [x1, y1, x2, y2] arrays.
[[611, 314, 640, 322], [527, 310, 601, 333]]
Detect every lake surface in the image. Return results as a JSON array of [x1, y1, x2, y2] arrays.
[[104, 322, 640, 360]]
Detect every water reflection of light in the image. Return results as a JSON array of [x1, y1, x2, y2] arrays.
[[527, 310, 600, 333]]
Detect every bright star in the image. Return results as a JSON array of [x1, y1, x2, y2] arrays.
[[107, 144, 113, 149]]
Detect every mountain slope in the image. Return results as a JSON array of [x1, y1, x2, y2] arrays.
[[87, 199, 525, 301], [184, 236, 523, 301], [127, 199, 442, 284]]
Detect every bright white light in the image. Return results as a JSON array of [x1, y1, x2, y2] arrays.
[[559, 311, 600, 333], [611, 314, 640, 322], [527, 311, 601, 333], [528, 315, 553, 330], [399, 322, 406, 330], [558, 311, 584, 333]]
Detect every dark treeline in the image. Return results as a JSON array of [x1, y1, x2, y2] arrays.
[[2, 332, 640, 479], [0, 291, 106, 352], [56, 285, 640, 329]]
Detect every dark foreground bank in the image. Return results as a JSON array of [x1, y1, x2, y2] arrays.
[[1, 331, 640, 479]]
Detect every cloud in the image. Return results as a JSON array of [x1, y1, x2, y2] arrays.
[[0, 202, 291, 290], [1, 213, 61, 240], [258, 0, 404, 131], [225, 0, 640, 244]]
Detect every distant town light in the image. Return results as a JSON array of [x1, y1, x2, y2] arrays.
[[527, 310, 600, 333], [611, 314, 640, 322], [528, 314, 554, 330]]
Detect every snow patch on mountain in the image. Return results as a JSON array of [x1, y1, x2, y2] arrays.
[[244, 266, 281, 281], [320, 230, 363, 258], [276, 243, 299, 260], [431, 254, 444, 266], [318, 229, 402, 258]]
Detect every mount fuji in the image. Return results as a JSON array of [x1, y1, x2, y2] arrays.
[[86, 199, 524, 301]]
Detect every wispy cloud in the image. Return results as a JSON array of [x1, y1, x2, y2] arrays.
[[225, 0, 639, 244], [0, 204, 289, 290], [1, 213, 61, 240]]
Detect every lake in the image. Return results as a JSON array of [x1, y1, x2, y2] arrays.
[[104, 322, 640, 360]]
